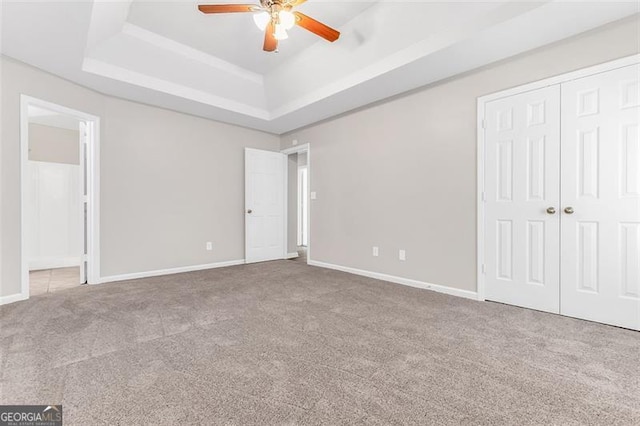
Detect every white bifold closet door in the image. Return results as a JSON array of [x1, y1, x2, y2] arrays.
[[560, 64, 640, 330], [484, 85, 561, 314], [485, 63, 640, 330]]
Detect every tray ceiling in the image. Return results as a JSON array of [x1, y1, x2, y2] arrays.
[[2, 1, 638, 134]]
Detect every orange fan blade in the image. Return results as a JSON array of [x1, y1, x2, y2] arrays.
[[198, 4, 258, 13], [263, 20, 277, 52], [293, 12, 339, 42]]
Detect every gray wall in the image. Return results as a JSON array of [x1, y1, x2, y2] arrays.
[[1, 56, 279, 297], [28, 123, 80, 165], [280, 17, 640, 293], [100, 97, 279, 277], [298, 152, 307, 167]]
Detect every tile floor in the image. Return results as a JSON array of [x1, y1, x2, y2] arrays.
[[29, 267, 82, 295]]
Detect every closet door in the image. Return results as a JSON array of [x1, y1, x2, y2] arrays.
[[561, 64, 640, 330], [484, 85, 561, 313]]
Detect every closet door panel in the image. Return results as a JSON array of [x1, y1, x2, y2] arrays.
[[560, 64, 640, 330], [484, 85, 561, 313]]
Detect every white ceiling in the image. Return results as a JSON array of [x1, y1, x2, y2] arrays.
[[2, 1, 638, 134], [127, 0, 376, 74]]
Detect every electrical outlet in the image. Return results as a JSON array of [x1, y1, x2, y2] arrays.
[[372, 246, 379, 257], [399, 249, 406, 261], [206, 242, 213, 251], [310, 191, 317, 200]]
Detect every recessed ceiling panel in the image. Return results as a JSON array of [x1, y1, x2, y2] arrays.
[[127, 0, 376, 74]]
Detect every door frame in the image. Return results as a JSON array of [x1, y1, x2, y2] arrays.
[[476, 54, 640, 301], [281, 143, 311, 264], [297, 165, 308, 247], [19, 95, 101, 300]]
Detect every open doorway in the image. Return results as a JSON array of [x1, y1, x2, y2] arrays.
[[296, 153, 308, 260], [20, 96, 100, 299], [283, 144, 310, 263]]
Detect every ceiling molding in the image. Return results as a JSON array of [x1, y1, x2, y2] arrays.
[[82, 57, 270, 119]]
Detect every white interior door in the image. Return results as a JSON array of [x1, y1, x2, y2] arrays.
[[245, 148, 286, 263], [560, 64, 640, 330], [484, 85, 561, 313]]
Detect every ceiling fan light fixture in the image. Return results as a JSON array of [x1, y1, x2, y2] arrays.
[[199, 2, 341, 51], [278, 10, 295, 30], [253, 11, 270, 31], [274, 23, 288, 40]]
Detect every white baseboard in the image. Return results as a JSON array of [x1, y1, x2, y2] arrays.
[[286, 252, 299, 259], [29, 256, 81, 271], [308, 260, 480, 301], [0, 293, 29, 306], [99, 259, 246, 284]]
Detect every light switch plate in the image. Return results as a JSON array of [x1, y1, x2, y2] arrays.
[[372, 246, 379, 257], [399, 249, 406, 261], [310, 191, 317, 200], [206, 242, 213, 251]]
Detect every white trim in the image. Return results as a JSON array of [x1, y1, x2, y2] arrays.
[[82, 58, 269, 121], [78, 121, 87, 283], [280, 143, 310, 155], [282, 152, 288, 260], [20, 97, 29, 301], [477, 95, 486, 302], [309, 260, 479, 301], [86, 118, 101, 285], [20, 95, 101, 305], [476, 54, 640, 301], [99, 259, 245, 284], [0, 293, 29, 306], [281, 143, 311, 264], [286, 252, 299, 259], [478, 55, 640, 105], [297, 166, 308, 247], [307, 147, 311, 264]]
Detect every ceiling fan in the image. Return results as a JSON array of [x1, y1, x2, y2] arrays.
[[198, 0, 340, 52]]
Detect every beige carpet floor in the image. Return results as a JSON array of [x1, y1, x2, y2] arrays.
[[0, 260, 638, 425]]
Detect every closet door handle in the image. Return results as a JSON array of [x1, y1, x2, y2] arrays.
[[546, 207, 556, 214], [564, 207, 574, 214]]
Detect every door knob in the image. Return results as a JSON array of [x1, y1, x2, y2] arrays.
[[247, 209, 252, 214], [546, 207, 556, 214], [564, 207, 574, 214]]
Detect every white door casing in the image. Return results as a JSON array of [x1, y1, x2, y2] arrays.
[[245, 148, 286, 264], [298, 166, 308, 247], [560, 64, 640, 330], [79, 121, 88, 284], [484, 85, 561, 314]]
